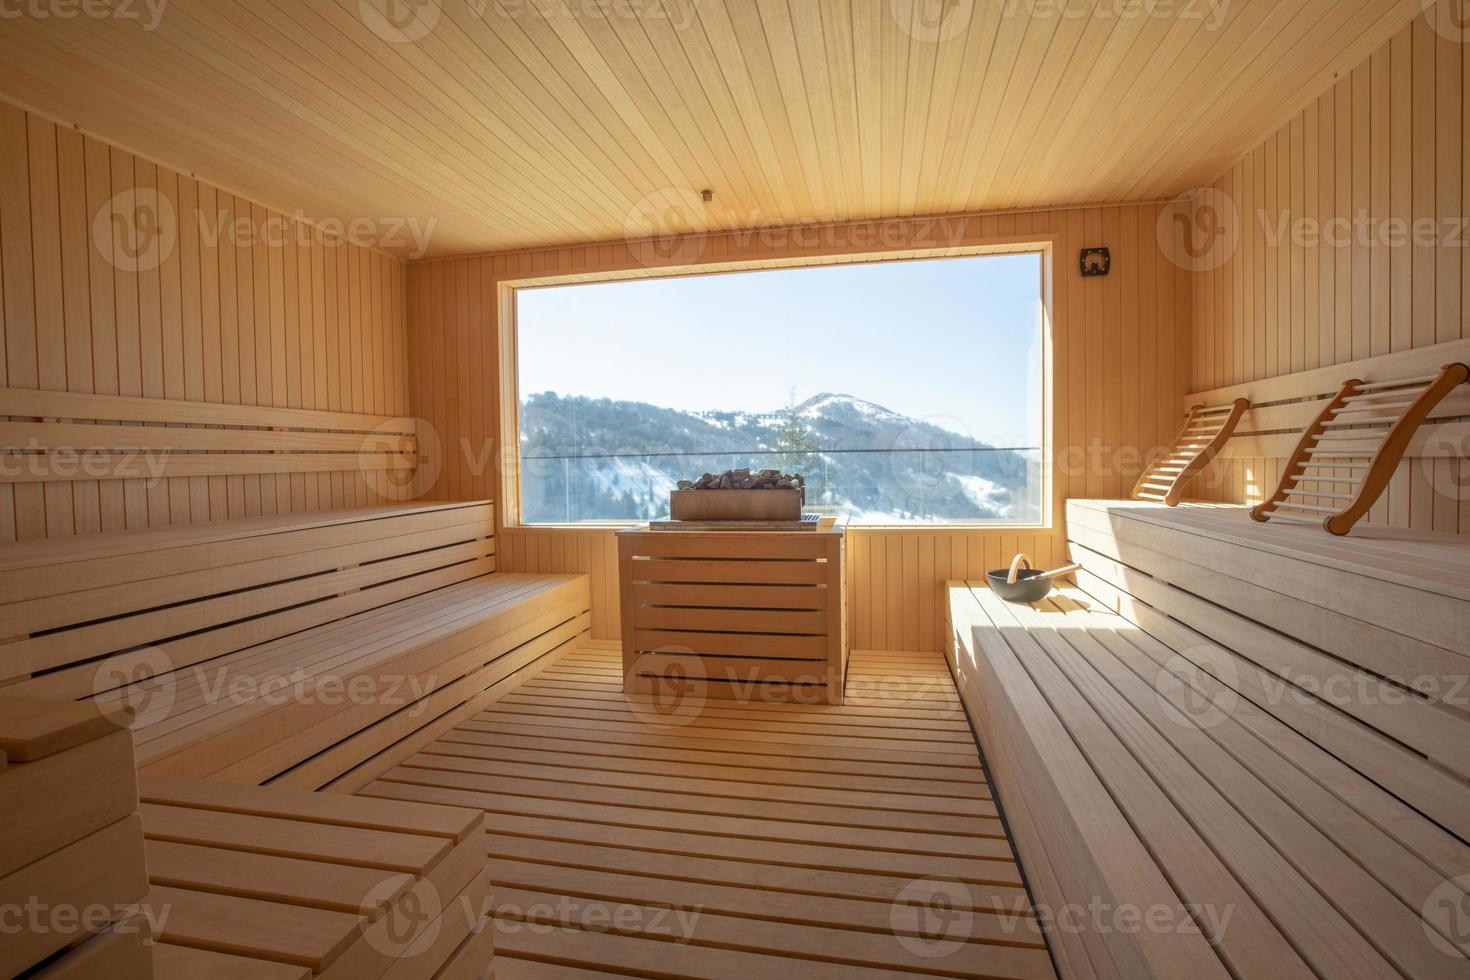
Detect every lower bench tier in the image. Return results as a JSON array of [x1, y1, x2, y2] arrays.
[[128, 572, 591, 789], [139, 778, 495, 980]]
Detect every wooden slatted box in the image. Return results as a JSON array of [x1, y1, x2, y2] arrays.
[[618, 524, 846, 704]]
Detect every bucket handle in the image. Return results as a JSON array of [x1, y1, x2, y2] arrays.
[[1007, 554, 1031, 585]]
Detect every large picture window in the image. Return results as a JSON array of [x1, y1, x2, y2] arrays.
[[513, 252, 1046, 526]]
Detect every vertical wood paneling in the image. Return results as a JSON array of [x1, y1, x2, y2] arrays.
[[0, 104, 410, 540], [1189, 12, 1467, 535], [409, 203, 1190, 648]]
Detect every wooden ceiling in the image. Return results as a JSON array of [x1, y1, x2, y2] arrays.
[[0, 0, 1426, 258]]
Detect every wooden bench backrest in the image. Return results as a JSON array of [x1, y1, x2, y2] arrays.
[[1183, 336, 1470, 462], [1066, 499, 1470, 843], [0, 387, 418, 485], [0, 501, 496, 704]]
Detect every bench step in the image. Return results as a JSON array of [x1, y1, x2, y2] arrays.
[[140, 780, 493, 979]]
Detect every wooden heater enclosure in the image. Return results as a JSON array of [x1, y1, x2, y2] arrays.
[[617, 524, 847, 705]]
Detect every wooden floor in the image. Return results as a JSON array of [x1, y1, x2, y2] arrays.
[[357, 642, 1053, 979]]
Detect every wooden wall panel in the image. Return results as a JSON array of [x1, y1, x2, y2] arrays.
[[408, 204, 1191, 649], [1187, 9, 1469, 535], [0, 102, 410, 541]]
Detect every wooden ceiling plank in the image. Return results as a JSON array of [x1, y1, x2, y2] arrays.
[[789, 0, 859, 218], [0, 34, 471, 254], [942, 9, 1032, 214], [438, 8, 680, 221], [603, 9, 765, 215], [1022, 6, 1216, 207], [310, 0, 624, 236], [1152, 0, 1425, 198], [757, 0, 846, 219], [984, 0, 1116, 210], [718, 0, 824, 218], [849, 0, 884, 215], [907, 5, 984, 217], [1060, 0, 1299, 202], [167, 2, 558, 242], [967, 7, 1071, 209], [510, 7, 699, 206], [891, 0, 941, 218], [636, 7, 784, 217], [686, 0, 804, 220]]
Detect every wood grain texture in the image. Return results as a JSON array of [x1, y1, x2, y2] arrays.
[[411, 205, 1191, 652], [0, 104, 410, 541], [361, 641, 1053, 980], [0, 1, 1425, 257], [1187, 7, 1470, 534]]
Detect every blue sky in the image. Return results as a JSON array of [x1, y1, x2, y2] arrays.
[[517, 253, 1043, 447]]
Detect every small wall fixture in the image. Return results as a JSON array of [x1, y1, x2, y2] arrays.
[[1079, 247, 1110, 277], [700, 189, 714, 202]]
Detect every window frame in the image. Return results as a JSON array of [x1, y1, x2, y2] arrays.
[[496, 241, 1056, 532]]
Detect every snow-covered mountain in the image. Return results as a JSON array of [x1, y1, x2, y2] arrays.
[[519, 392, 1039, 524]]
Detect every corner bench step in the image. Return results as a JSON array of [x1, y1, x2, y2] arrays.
[[138, 778, 494, 979]]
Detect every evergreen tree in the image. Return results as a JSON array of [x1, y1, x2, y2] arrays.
[[773, 388, 822, 499]]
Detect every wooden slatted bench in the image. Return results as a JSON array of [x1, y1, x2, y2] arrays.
[[946, 500, 1470, 979], [136, 777, 493, 979], [0, 501, 590, 789]]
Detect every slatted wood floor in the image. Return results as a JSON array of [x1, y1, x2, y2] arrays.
[[357, 641, 1053, 979]]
